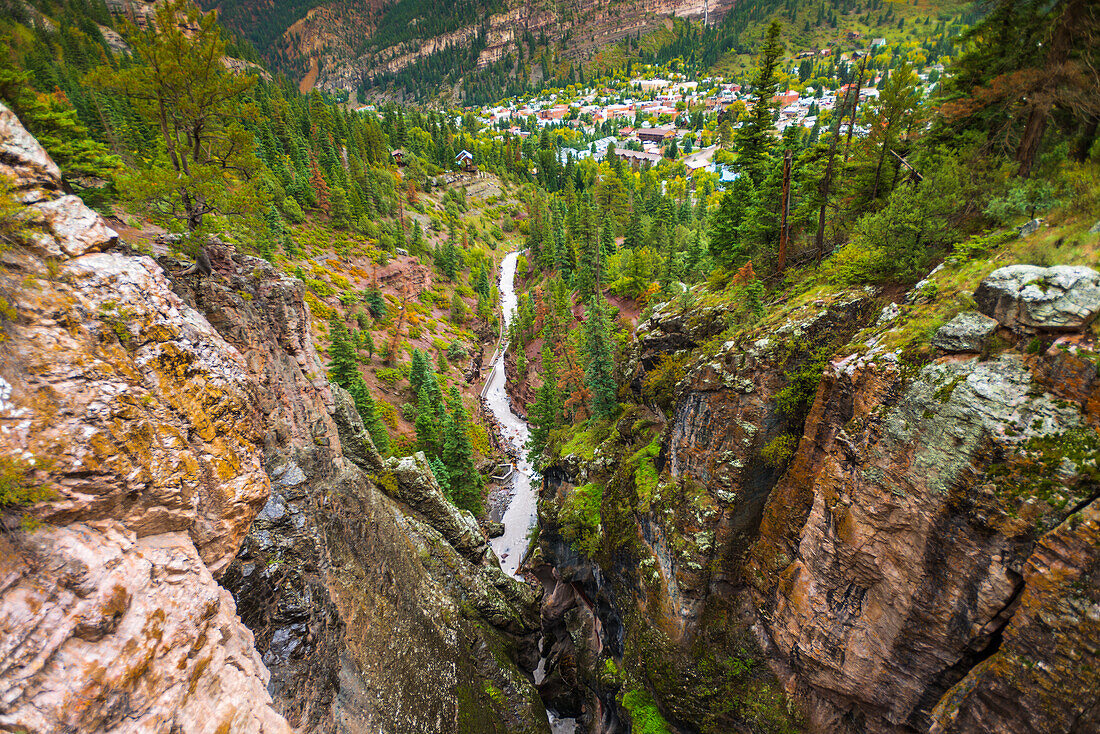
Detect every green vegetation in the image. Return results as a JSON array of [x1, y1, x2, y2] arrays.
[[558, 482, 603, 558], [94, 0, 262, 238], [621, 689, 673, 734], [329, 315, 391, 454], [760, 434, 798, 469], [986, 427, 1100, 529], [0, 456, 53, 510]]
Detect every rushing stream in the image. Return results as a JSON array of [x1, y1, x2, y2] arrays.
[[487, 251, 537, 577], [485, 251, 576, 734]]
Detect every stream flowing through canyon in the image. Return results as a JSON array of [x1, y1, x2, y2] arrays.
[[486, 251, 576, 734]]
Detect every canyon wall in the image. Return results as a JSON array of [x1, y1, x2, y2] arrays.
[[538, 269, 1100, 732], [0, 103, 548, 734], [279, 0, 735, 95], [0, 101, 290, 734]]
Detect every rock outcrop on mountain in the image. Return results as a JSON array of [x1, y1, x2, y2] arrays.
[[0, 103, 548, 734], [537, 265, 1100, 733], [208, 0, 734, 96], [0, 101, 290, 733]]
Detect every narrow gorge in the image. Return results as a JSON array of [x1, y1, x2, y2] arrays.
[[1, 0, 1099, 729]]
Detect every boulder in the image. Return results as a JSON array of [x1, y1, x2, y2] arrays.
[[974, 264, 1100, 332], [932, 311, 999, 353], [1018, 218, 1041, 237]]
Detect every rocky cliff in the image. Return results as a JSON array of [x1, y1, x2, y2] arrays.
[[0, 101, 290, 733], [221, 0, 734, 96], [0, 103, 548, 734], [536, 259, 1100, 732]]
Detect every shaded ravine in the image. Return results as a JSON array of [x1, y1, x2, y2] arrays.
[[486, 251, 577, 734]]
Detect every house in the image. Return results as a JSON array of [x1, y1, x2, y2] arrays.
[[773, 91, 799, 107], [455, 149, 476, 172], [615, 149, 663, 170], [390, 149, 406, 166], [872, 37, 887, 48], [638, 126, 675, 144]]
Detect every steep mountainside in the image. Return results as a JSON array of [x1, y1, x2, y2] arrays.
[[533, 249, 1100, 732], [0, 104, 547, 734], [203, 0, 734, 97]]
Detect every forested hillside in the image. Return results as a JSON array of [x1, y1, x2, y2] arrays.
[[1, 0, 1098, 731]]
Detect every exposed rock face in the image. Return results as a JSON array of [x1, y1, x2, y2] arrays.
[[931, 311, 999, 353], [748, 350, 1095, 731], [164, 244, 549, 733], [0, 526, 287, 733], [534, 291, 876, 734], [0, 102, 290, 732], [1, 102, 548, 734], [974, 264, 1100, 332], [255, 0, 735, 96], [540, 273, 1100, 733], [0, 103, 117, 259]]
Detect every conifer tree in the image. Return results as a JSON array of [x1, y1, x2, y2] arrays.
[[93, 0, 261, 234], [442, 388, 482, 514], [428, 455, 451, 497], [415, 385, 443, 457], [527, 344, 560, 462], [330, 185, 351, 229], [708, 177, 753, 268], [584, 297, 618, 420], [409, 349, 430, 393], [328, 316, 390, 455], [734, 21, 785, 185]]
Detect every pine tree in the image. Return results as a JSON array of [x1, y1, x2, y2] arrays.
[[349, 379, 391, 456], [428, 455, 452, 496], [328, 316, 390, 455], [327, 315, 359, 386], [415, 385, 443, 457], [409, 349, 430, 393], [707, 177, 753, 268], [584, 297, 618, 420], [474, 263, 491, 298], [734, 21, 785, 185], [330, 185, 351, 229], [442, 388, 482, 514], [93, 0, 261, 234]]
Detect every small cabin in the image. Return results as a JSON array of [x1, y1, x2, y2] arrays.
[[391, 149, 407, 166], [455, 149, 476, 172]]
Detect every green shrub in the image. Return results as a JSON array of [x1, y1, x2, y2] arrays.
[[760, 434, 798, 468], [376, 400, 399, 430], [641, 354, 687, 411], [0, 457, 53, 509], [774, 346, 832, 422], [375, 367, 402, 387], [560, 482, 604, 558]]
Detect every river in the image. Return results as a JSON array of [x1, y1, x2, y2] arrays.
[[485, 251, 576, 734], [486, 250, 538, 577]]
